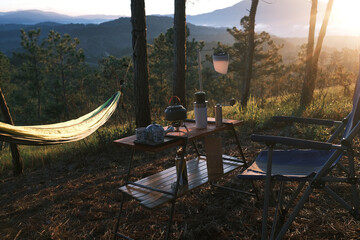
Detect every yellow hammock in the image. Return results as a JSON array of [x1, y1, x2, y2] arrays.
[[0, 91, 121, 145]]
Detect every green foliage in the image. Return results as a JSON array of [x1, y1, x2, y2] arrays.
[[4, 25, 356, 126], [0, 24, 359, 175], [185, 34, 205, 101], [204, 17, 284, 104], [148, 29, 174, 113], [0, 52, 12, 91], [45, 30, 85, 121], [147, 27, 204, 115], [10, 29, 89, 123], [0, 83, 353, 175], [302, 85, 353, 120], [98, 55, 135, 124], [0, 52, 15, 111], [9, 29, 122, 125], [188, 81, 352, 139], [14, 28, 46, 123]]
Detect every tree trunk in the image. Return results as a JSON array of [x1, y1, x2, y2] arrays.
[[241, 0, 259, 108], [0, 88, 23, 175], [312, 0, 334, 78], [300, 0, 318, 107], [173, 0, 187, 107], [300, 0, 333, 107], [131, 0, 151, 127]]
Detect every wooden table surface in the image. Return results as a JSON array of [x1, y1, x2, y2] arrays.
[[113, 118, 244, 153]]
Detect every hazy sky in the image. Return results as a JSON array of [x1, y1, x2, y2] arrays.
[[2, 0, 360, 35], [0, 0, 242, 16]]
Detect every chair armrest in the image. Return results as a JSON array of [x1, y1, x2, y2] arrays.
[[273, 116, 342, 126], [251, 134, 342, 150]]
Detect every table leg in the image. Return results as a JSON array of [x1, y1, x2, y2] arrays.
[[191, 139, 201, 158], [230, 125, 247, 166], [125, 148, 136, 183], [230, 124, 259, 200], [113, 193, 132, 240], [113, 148, 136, 240], [165, 140, 188, 240]]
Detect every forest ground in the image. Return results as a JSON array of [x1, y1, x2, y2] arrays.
[[1, 128, 360, 239]]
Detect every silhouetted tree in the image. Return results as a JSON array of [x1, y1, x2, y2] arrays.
[[300, 0, 334, 107], [131, 0, 151, 127], [242, 0, 259, 108], [173, 0, 187, 107]]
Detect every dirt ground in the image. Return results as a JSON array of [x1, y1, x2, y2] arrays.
[[1, 130, 360, 239]]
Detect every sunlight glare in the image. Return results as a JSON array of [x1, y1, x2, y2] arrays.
[[331, 0, 360, 36]]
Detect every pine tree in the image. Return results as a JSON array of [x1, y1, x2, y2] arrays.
[[16, 28, 46, 123], [173, 0, 187, 107], [46, 30, 85, 120], [131, 0, 151, 127]]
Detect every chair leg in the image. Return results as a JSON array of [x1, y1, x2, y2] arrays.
[[351, 184, 360, 218], [262, 147, 273, 240], [347, 150, 360, 216], [270, 181, 285, 240], [323, 186, 354, 212], [276, 151, 343, 239], [283, 181, 306, 214], [275, 186, 314, 240]]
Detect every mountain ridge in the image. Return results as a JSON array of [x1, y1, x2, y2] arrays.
[[0, 0, 326, 37], [0, 16, 234, 63], [187, 0, 327, 37], [0, 9, 123, 25], [1, 6, 359, 64]]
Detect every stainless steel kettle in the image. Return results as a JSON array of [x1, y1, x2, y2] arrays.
[[164, 96, 187, 121]]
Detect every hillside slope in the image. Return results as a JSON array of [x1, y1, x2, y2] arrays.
[[0, 16, 233, 63]]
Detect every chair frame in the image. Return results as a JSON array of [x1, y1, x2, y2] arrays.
[[242, 114, 360, 239]]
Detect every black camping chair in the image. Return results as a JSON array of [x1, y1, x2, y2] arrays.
[[238, 72, 360, 239]]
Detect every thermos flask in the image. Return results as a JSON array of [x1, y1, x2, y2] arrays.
[[215, 103, 222, 127]]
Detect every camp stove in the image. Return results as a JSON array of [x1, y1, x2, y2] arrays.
[[164, 96, 189, 136], [167, 120, 189, 135]]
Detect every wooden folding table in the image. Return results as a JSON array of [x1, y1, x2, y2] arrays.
[[112, 118, 253, 240]]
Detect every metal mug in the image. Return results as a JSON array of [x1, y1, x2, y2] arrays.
[[136, 127, 146, 142]]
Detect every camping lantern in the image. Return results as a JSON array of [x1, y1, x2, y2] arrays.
[[212, 52, 229, 74]]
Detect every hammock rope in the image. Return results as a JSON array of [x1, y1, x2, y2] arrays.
[[0, 91, 121, 145]]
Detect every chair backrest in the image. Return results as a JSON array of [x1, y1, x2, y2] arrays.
[[344, 61, 360, 138]]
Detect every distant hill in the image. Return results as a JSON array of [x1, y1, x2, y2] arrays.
[[187, 0, 327, 37], [0, 16, 233, 63], [0, 10, 121, 25], [1, 13, 359, 64], [1, 1, 357, 38], [0, 0, 327, 37]]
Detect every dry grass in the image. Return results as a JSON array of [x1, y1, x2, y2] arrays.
[[1, 129, 360, 239]]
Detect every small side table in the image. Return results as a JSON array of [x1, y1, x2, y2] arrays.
[[112, 118, 255, 239]]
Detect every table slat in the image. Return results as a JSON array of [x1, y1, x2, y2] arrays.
[[119, 155, 243, 209]]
